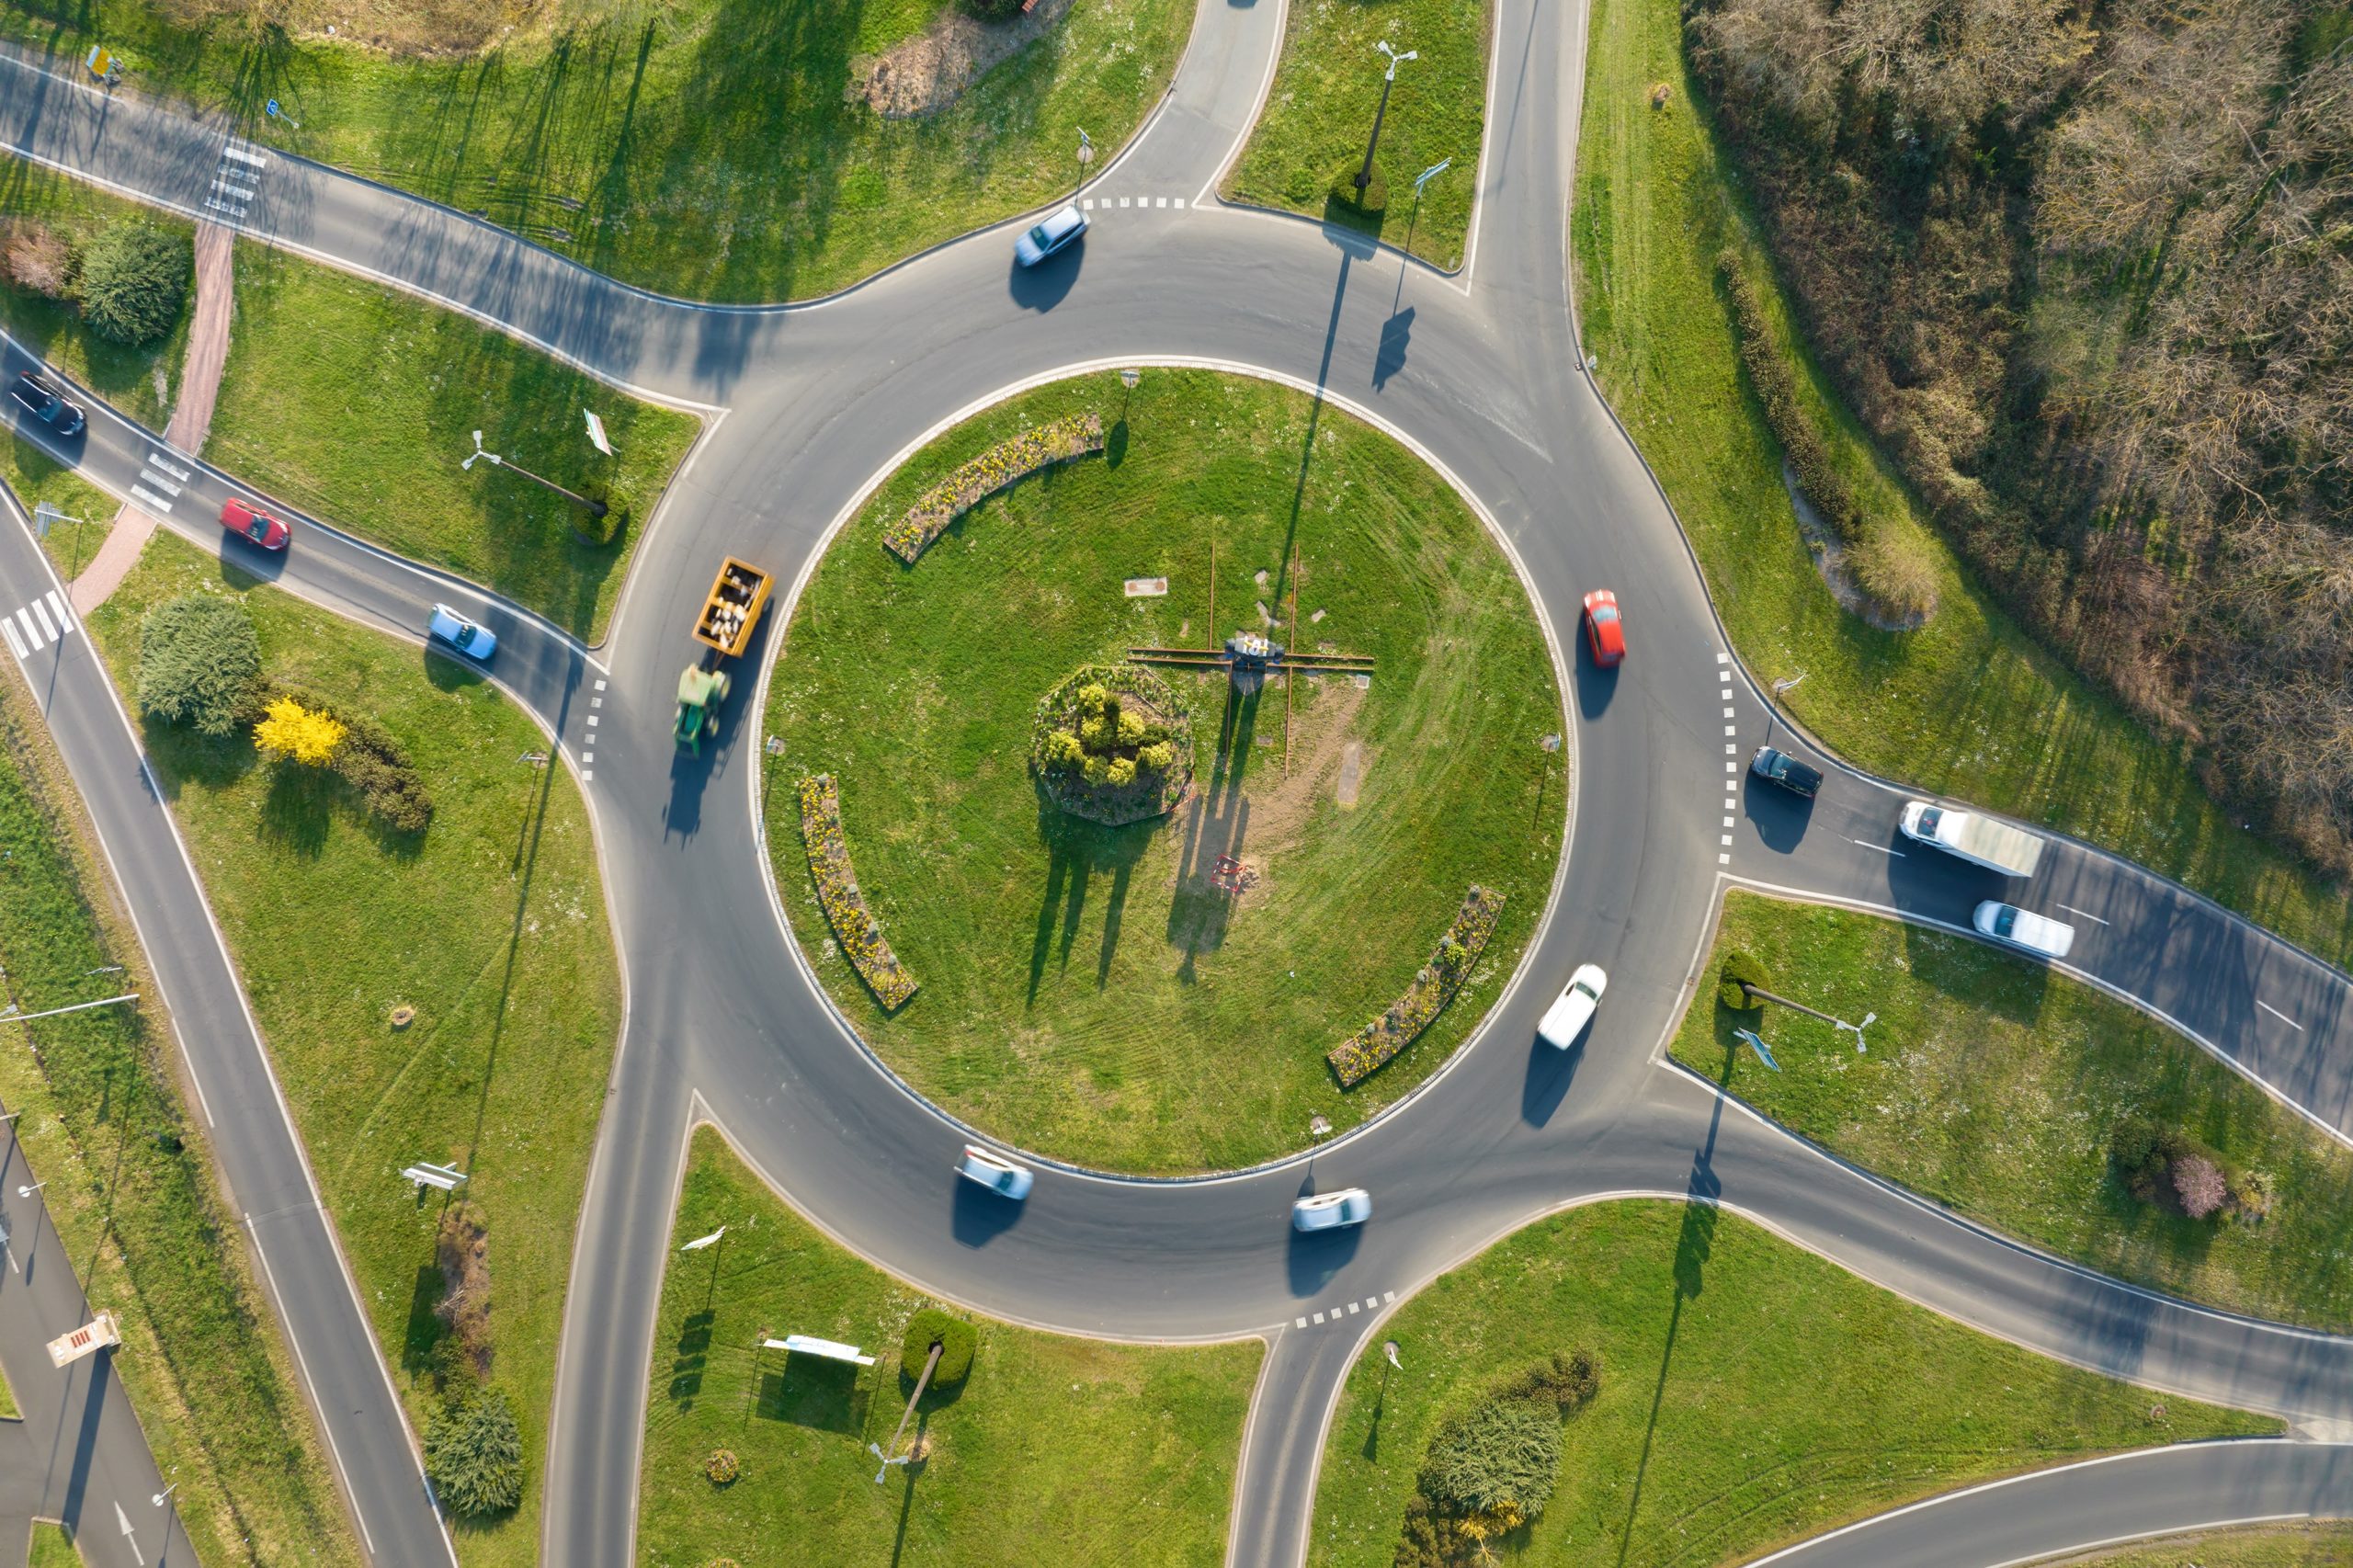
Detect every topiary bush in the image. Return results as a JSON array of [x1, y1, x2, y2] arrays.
[[1717, 950, 1770, 1010], [900, 1308, 976, 1389], [138, 595, 261, 739], [424, 1386, 524, 1518], [76, 219, 189, 347], [703, 1448, 739, 1485]]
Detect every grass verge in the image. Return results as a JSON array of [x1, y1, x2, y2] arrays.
[[27, 1523, 82, 1568], [0, 634, 356, 1562], [203, 238, 700, 640], [762, 369, 1565, 1174], [0, 1358, 15, 1419], [1222, 0, 1487, 267], [85, 529, 623, 1568], [2052, 1525, 2353, 1566], [1569, 0, 2353, 963], [1307, 1200, 2274, 1566], [640, 1126, 1260, 1566], [0, 0, 1188, 302], [1673, 892, 2353, 1332]]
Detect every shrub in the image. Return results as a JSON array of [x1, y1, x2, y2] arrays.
[[138, 595, 260, 738], [2230, 1169, 2272, 1222], [1044, 730, 1085, 768], [254, 697, 347, 767], [900, 1309, 976, 1389], [3, 221, 75, 299], [332, 710, 435, 834], [1116, 709, 1146, 747], [1717, 950, 1769, 1010], [1106, 756, 1137, 787], [2110, 1114, 2245, 1220], [704, 1448, 739, 1485], [1332, 162, 1390, 216], [1078, 683, 1108, 717], [1137, 739, 1174, 773], [1498, 1349, 1600, 1412], [1079, 714, 1114, 752], [2174, 1154, 2228, 1219], [1848, 522, 1940, 622], [76, 220, 189, 347], [1417, 1398, 1561, 1522], [1081, 754, 1110, 785], [424, 1387, 524, 1518]]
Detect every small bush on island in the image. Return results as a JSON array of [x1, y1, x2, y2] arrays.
[[703, 1449, 739, 1485], [137, 595, 261, 738], [800, 774, 918, 1009], [253, 697, 347, 767], [1030, 664, 1196, 825], [2110, 1114, 2269, 1224], [76, 219, 189, 347], [3, 220, 75, 299], [424, 1386, 524, 1518], [1328, 887, 1506, 1087], [1717, 950, 1770, 1009], [1396, 1349, 1601, 1566], [900, 1308, 977, 1388]]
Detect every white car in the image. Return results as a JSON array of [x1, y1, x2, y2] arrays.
[[956, 1144, 1034, 1201], [1015, 203, 1088, 267], [1537, 963, 1608, 1049], [426, 603, 497, 662], [1973, 901, 2076, 960], [1290, 1188, 1371, 1232]]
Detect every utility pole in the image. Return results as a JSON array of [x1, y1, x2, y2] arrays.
[[1355, 41, 1417, 199]]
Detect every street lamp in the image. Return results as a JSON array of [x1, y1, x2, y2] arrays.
[[1354, 41, 1417, 199], [17, 1182, 43, 1197], [462, 430, 608, 521], [1076, 127, 1095, 190], [1383, 1340, 1401, 1369]]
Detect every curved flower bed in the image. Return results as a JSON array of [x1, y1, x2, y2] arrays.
[[1029, 663, 1196, 824], [1326, 886, 1506, 1087], [882, 413, 1106, 563], [800, 774, 918, 1009]]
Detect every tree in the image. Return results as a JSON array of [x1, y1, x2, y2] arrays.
[[3, 221, 74, 299], [137, 595, 260, 738], [899, 1309, 976, 1388], [424, 1387, 523, 1518], [76, 220, 189, 347], [2173, 1154, 2228, 1220], [254, 697, 347, 766], [1417, 1398, 1562, 1522]]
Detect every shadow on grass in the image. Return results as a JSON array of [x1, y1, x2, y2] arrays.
[[756, 1357, 869, 1434], [1026, 791, 1157, 1001]]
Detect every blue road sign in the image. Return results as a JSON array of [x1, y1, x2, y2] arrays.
[[267, 98, 280, 117], [1733, 1028, 1780, 1073]]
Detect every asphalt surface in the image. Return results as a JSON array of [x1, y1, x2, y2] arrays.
[[6, 6, 2353, 1567]]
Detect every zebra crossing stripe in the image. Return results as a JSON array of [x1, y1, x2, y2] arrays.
[[131, 485, 175, 516], [145, 452, 192, 483], [0, 615, 23, 659], [45, 591, 75, 633], [29, 597, 57, 642], [17, 608, 46, 649], [139, 471, 183, 498], [222, 144, 269, 167]]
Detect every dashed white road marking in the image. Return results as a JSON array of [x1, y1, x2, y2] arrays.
[[1295, 1316, 1306, 1328], [1722, 707, 1734, 719], [2056, 903, 2110, 926], [1346, 1300, 1360, 1314], [1722, 725, 1736, 738], [2256, 999, 2304, 1031], [1849, 838, 1905, 857], [145, 451, 192, 483], [1719, 852, 1732, 865], [1383, 1290, 1395, 1302], [585, 714, 599, 727], [1717, 653, 1731, 664], [594, 678, 608, 692], [222, 143, 270, 167], [28, 597, 57, 641], [16, 608, 45, 648], [1313, 1311, 1324, 1324]]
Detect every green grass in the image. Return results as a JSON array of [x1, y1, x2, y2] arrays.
[[1222, 0, 1487, 267], [0, 0, 1188, 302], [202, 239, 700, 640], [2056, 1526, 2353, 1567], [762, 369, 1565, 1173], [26, 1523, 82, 1568], [85, 530, 624, 1568], [1570, 0, 2353, 965], [1672, 892, 2353, 1332], [639, 1127, 1262, 1567], [1306, 1201, 2275, 1567], [0, 1358, 15, 1420], [0, 647, 356, 1562]]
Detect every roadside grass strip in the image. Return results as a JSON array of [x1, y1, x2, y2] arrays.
[[638, 1128, 1261, 1566], [799, 773, 919, 1010], [883, 414, 1104, 564], [1570, 0, 2353, 967], [1307, 1200, 2275, 1567], [27, 1523, 83, 1568], [85, 530, 623, 1568], [1675, 892, 2353, 1333], [1325, 884, 1502, 1087], [2049, 1524, 2353, 1566], [0, 650, 358, 1564]]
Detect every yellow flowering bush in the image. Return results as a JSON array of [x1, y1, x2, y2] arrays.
[[799, 774, 918, 1009], [254, 696, 347, 767], [881, 414, 1106, 563], [1326, 887, 1506, 1087]]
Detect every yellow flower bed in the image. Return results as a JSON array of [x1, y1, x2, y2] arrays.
[[881, 414, 1106, 563], [799, 774, 918, 1009], [1326, 887, 1506, 1087]]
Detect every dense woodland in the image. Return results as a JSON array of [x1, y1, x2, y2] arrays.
[[1685, 0, 2353, 868]]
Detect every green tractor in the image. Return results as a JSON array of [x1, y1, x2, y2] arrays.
[[675, 664, 731, 755]]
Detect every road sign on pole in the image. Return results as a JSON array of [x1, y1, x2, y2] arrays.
[[583, 408, 614, 457], [1733, 1028, 1780, 1072], [49, 1309, 120, 1368], [679, 1225, 726, 1253], [1413, 158, 1452, 199], [401, 1162, 467, 1192]]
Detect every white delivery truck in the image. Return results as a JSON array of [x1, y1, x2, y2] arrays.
[[1899, 801, 2046, 879]]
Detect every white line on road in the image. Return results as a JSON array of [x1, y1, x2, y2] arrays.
[[2257, 999, 2305, 1031], [200, 199, 247, 217], [144, 451, 192, 482], [137, 471, 182, 498], [0, 616, 22, 659], [17, 607, 45, 648], [222, 144, 270, 167], [210, 177, 258, 200], [1848, 838, 1905, 857], [2056, 903, 2110, 926], [29, 597, 57, 641], [130, 485, 176, 515]]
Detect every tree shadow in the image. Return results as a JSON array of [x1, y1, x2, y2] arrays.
[[1166, 682, 1260, 971], [256, 764, 333, 858], [401, 1263, 447, 1378], [1025, 787, 1157, 999], [756, 1356, 868, 1434], [668, 1309, 714, 1406]]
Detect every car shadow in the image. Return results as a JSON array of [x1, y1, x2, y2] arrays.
[[217, 532, 290, 585], [1287, 1224, 1364, 1297], [1007, 239, 1084, 312], [1521, 1029, 1583, 1125], [949, 1180, 1023, 1248], [1740, 771, 1813, 854], [1572, 623, 1615, 719]]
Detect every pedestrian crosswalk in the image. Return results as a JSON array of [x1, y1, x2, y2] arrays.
[[130, 445, 192, 517], [203, 140, 268, 221], [1078, 194, 1189, 213], [0, 588, 77, 660]]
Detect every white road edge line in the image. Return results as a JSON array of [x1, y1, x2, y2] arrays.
[[1848, 838, 1904, 857], [243, 1210, 379, 1556], [2056, 903, 2109, 926], [2257, 999, 2305, 1031]]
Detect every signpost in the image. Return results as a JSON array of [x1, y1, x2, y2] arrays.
[[679, 1225, 727, 1254], [48, 1309, 120, 1368], [1733, 1027, 1780, 1072], [401, 1161, 468, 1193], [265, 98, 301, 131], [765, 1334, 875, 1367], [583, 408, 614, 458]]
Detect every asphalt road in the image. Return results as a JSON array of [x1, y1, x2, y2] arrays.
[[5, 6, 2353, 1567]]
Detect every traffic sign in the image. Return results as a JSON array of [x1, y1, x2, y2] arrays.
[[583, 407, 614, 457]]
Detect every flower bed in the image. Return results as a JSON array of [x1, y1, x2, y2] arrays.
[[882, 414, 1106, 563], [1326, 886, 1506, 1087], [1029, 663, 1196, 825], [799, 774, 918, 1009]]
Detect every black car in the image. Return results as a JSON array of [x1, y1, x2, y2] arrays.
[[1749, 744, 1823, 799], [10, 370, 85, 438]]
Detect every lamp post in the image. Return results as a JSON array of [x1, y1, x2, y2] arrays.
[[1076, 127, 1095, 192], [17, 1182, 44, 1198], [462, 431, 608, 521], [1354, 41, 1416, 199]]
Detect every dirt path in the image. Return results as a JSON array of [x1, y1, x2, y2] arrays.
[[70, 219, 233, 615]]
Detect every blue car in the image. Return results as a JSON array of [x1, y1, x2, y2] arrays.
[[426, 603, 496, 662], [1015, 204, 1088, 267]]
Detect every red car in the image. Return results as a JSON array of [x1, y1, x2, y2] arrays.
[[221, 495, 290, 551], [1583, 588, 1625, 667]]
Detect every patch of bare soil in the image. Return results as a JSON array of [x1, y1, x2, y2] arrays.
[[432, 1202, 494, 1374], [158, 0, 541, 58], [849, 0, 1076, 119]]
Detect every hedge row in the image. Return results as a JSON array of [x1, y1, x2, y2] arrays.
[[881, 414, 1105, 563], [800, 773, 918, 1009], [1716, 248, 1863, 547], [1326, 886, 1506, 1088]]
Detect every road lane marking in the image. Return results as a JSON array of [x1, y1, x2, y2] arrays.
[[1722, 707, 1734, 719], [222, 144, 270, 166], [130, 484, 175, 515], [1295, 1316, 1306, 1328], [1347, 1300, 1360, 1313], [1848, 838, 1905, 857], [2257, 1000, 2304, 1031], [586, 714, 598, 727], [1312, 1311, 1324, 1324], [45, 591, 74, 631], [1717, 652, 1730, 664], [1719, 852, 1731, 865], [139, 472, 182, 498], [2056, 903, 2110, 926], [594, 678, 607, 691], [16, 608, 45, 648], [28, 598, 57, 641], [145, 451, 191, 482], [0, 617, 21, 659], [1722, 816, 1733, 829], [1723, 725, 1735, 737], [1383, 1290, 1395, 1302]]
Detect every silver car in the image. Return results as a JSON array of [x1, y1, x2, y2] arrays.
[[426, 603, 497, 662], [1538, 963, 1608, 1049], [1291, 1188, 1372, 1232], [1015, 204, 1088, 267], [956, 1144, 1034, 1200], [1973, 901, 2076, 960]]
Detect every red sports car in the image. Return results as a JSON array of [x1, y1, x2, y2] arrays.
[[221, 495, 290, 551], [1583, 589, 1625, 668]]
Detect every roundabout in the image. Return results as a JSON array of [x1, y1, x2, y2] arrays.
[[760, 369, 1568, 1173]]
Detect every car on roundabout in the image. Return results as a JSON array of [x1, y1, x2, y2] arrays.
[[956, 1144, 1034, 1201], [1973, 901, 2076, 960], [1538, 963, 1608, 1049], [426, 603, 497, 663], [1582, 589, 1625, 667], [10, 369, 85, 438], [1749, 745, 1822, 799], [221, 495, 290, 551], [1015, 204, 1088, 267], [1291, 1188, 1372, 1232]]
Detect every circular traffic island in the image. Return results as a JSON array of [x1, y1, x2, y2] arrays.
[[762, 369, 1567, 1174]]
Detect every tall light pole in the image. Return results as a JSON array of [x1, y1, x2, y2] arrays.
[[1354, 41, 1417, 199], [462, 431, 608, 521]]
